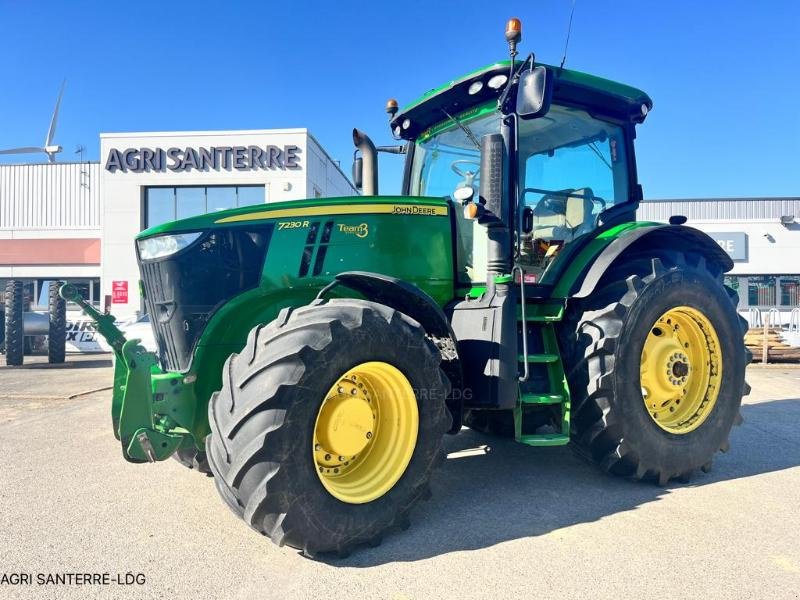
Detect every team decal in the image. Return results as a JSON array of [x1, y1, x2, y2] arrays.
[[338, 223, 369, 238]]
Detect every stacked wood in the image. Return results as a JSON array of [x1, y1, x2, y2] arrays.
[[744, 327, 800, 362]]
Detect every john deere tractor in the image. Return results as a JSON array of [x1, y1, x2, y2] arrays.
[[63, 18, 748, 557]]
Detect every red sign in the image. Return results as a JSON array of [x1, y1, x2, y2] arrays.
[[112, 280, 128, 304]]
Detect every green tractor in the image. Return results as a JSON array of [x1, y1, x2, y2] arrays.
[[63, 18, 748, 557]]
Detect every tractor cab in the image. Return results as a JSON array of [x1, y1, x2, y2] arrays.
[[389, 59, 652, 288], [363, 22, 661, 444]]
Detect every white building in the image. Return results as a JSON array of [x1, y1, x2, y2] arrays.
[[0, 162, 101, 308], [0, 128, 354, 320], [638, 198, 800, 326]]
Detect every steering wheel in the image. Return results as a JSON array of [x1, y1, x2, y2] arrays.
[[451, 159, 481, 180], [522, 186, 574, 198]]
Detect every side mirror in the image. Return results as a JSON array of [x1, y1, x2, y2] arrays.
[[352, 155, 363, 190], [516, 65, 553, 119]]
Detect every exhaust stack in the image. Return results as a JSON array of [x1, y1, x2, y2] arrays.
[[352, 128, 378, 196]]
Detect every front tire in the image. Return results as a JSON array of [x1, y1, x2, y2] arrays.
[[206, 299, 450, 556], [561, 252, 749, 484]]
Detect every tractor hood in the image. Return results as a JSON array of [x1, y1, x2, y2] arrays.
[[136, 195, 449, 241], [134, 195, 453, 372]]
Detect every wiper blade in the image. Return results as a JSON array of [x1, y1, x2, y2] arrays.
[[441, 108, 481, 150], [587, 142, 612, 170]]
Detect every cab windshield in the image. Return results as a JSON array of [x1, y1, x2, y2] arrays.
[[408, 104, 630, 283], [409, 109, 500, 198], [409, 109, 500, 283]]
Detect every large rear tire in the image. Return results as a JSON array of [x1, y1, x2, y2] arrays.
[[48, 281, 66, 364], [560, 251, 749, 485], [206, 299, 450, 556], [4, 281, 23, 366]]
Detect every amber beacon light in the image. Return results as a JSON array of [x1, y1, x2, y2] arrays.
[[505, 17, 522, 42]]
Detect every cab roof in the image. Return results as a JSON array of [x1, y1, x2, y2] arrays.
[[391, 61, 653, 140]]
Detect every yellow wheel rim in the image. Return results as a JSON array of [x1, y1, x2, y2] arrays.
[[640, 306, 723, 434], [313, 361, 419, 504]]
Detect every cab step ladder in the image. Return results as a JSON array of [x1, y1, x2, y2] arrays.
[[514, 274, 571, 447]]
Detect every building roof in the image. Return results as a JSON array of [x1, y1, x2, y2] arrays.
[[99, 127, 310, 139], [638, 197, 800, 221]]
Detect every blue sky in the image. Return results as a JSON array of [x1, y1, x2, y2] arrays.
[[1, 1, 798, 199]]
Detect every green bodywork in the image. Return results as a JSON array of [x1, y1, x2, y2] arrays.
[[401, 60, 651, 117], [63, 205, 657, 460], [63, 59, 662, 461]]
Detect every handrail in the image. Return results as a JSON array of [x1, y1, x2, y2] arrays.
[[790, 308, 800, 334], [513, 265, 529, 382], [767, 308, 781, 328]]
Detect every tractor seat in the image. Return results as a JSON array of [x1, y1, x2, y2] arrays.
[[531, 188, 595, 242]]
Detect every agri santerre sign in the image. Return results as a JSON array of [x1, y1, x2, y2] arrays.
[[105, 145, 301, 173]]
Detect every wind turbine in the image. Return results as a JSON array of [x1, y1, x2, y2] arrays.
[[0, 79, 66, 163]]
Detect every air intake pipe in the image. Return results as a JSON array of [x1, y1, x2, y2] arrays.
[[480, 133, 511, 276], [352, 128, 378, 196]]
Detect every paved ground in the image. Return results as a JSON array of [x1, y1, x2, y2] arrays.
[[1, 354, 799, 599]]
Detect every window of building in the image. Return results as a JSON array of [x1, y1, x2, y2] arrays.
[[748, 276, 777, 306], [723, 276, 742, 308], [723, 275, 740, 292], [176, 187, 205, 220], [206, 187, 237, 213], [37, 279, 101, 309], [146, 187, 175, 227], [237, 186, 264, 207], [780, 276, 800, 306], [144, 185, 266, 228]]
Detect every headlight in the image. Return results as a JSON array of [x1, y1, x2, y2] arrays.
[[468, 80, 484, 95], [137, 232, 202, 260], [488, 74, 508, 89]]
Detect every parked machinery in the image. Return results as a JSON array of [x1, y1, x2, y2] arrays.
[[2, 280, 66, 366]]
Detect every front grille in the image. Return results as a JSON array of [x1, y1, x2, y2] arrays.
[[138, 226, 272, 372], [140, 261, 184, 371]]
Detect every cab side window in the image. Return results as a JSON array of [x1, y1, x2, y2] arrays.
[[518, 106, 629, 243]]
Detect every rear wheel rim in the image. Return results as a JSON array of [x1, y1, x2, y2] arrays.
[[313, 361, 418, 504], [640, 306, 723, 434]]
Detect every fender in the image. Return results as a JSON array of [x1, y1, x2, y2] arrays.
[[551, 223, 734, 299], [329, 271, 464, 433], [331, 271, 453, 338]]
